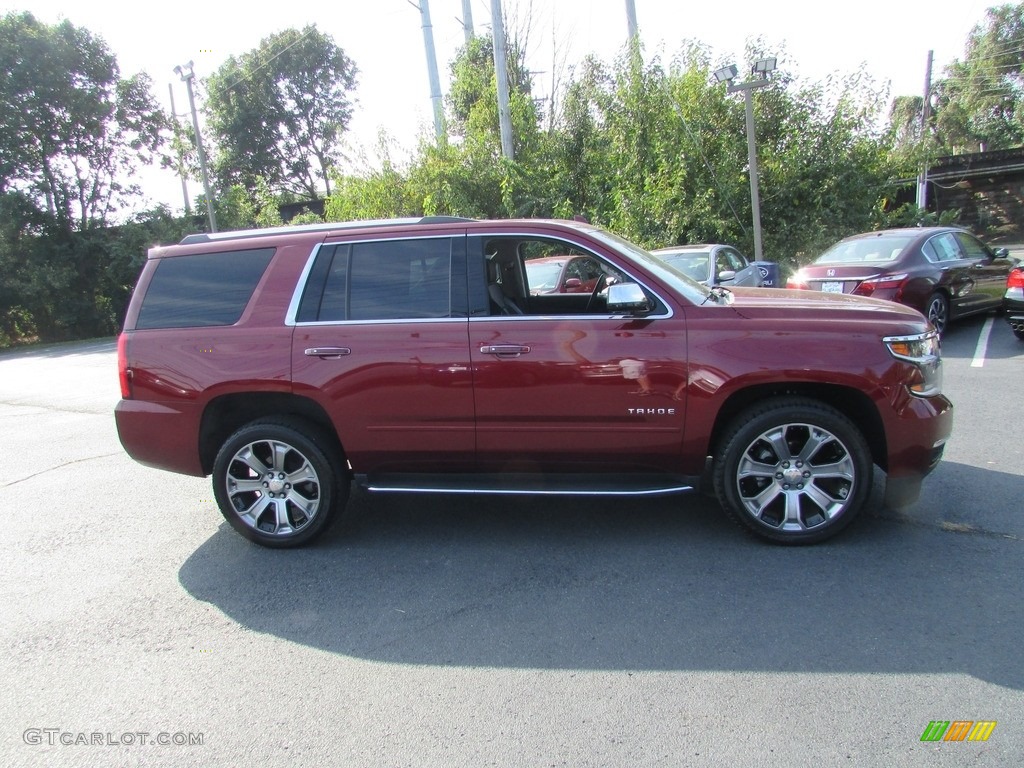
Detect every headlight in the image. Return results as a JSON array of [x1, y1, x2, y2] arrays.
[[883, 331, 942, 397]]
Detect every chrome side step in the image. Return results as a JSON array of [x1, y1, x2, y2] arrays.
[[356, 473, 695, 497]]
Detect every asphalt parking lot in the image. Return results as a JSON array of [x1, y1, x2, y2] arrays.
[[1, 318, 1021, 767]]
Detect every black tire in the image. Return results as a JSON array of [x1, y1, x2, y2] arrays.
[[1014, 327, 1024, 341], [925, 292, 949, 335], [212, 418, 349, 548], [713, 397, 872, 544]]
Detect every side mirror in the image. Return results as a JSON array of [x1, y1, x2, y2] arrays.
[[717, 269, 736, 283], [607, 283, 651, 313], [993, 247, 1010, 258], [563, 277, 582, 290]]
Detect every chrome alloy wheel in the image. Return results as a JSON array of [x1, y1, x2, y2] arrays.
[[734, 422, 857, 533], [224, 438, 322, 537]]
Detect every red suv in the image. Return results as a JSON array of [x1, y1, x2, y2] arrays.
[[115, 217, 953, 546]]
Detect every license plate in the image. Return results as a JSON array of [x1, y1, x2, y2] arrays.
[[821, 281, 843, 293]]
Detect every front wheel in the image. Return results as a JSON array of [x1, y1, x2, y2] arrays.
[[212, 418, 349, 547], [713, 398, 872, 544], [925, 292, 949, 335]]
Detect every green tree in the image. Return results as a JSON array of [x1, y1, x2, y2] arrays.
[[933, 3, 1024, 152], [0, 12, 166, 231], [205, 25, 358, 200]]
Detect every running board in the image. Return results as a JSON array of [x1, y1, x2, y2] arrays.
[[356, 472, 696, 497]]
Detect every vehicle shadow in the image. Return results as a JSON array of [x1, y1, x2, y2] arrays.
[[178, 464, 1022, 689]]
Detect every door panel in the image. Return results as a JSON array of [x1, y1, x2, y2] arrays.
[[290, 235, 475, 473], [293, 322, 474, 471], [469, 317, 688, 474]]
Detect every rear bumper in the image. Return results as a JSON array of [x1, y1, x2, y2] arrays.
[[115, 399, 205, 476]]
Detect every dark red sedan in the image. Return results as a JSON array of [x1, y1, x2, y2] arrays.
[[787, 227, 1016, 334]]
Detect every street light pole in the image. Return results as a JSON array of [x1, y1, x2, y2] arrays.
[[174, 61, 217, 232], [730, 80, 766, 262], [715, 58, 776, 263]]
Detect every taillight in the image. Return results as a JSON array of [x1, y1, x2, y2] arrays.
[[1008, 267, 1024, 289], [852, 273, 909, 297], [787, 274, 809, 290], [117, 333, 132, 399]]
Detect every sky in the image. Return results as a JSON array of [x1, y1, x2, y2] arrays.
[[3, 0, 1002, 215]]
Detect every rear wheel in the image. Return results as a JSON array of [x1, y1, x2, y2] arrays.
[[212, 418, 349, 547], [713, 398, 872, 544], [925, 292, 949, 335]]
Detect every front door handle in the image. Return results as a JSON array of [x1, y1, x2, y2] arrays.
[[479, 344, 531, 357], [305, 347, 351, 359]]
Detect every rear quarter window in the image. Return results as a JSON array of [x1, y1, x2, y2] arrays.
[[135, 248, 275, 329]]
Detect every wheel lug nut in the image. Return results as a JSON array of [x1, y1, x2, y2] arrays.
[[262, 482, 269, 488], [782, 461, 790, 468], [775, 472, 783, 479], [797, 483, 804, 489], [782, 484, 790, 490], [803, 471, 810, 478], [284, 483, 291, 490]]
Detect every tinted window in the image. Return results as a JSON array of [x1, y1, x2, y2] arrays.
[[927, 234, 962, 262], [135, 248, 274, 329], [299, 238, 452, 322], [954, 232, 989, 260]]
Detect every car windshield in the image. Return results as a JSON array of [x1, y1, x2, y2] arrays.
[[524, 261, 564, 292], [814, 235, 915, 265], [659, 251, 711, 282]]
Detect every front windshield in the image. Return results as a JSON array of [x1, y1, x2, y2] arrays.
[[815, 235, 915, 265], [659, 252, 711, 282], [587, 228, 712, 305]]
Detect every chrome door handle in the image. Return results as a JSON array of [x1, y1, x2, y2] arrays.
[[305, 347, 351, 359], [479, 344, 531, 357]]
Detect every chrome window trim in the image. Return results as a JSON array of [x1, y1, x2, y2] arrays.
[[285, 243, 327, 326], [294, 317, 469, 327]]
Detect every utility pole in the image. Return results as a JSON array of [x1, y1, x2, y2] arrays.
[[410, 0, 445, 141], [491, 0, 515, 160], [460, 0, 475, 44], [168, 82, 190, 215], [916, 50, 934, 212], [625, 0, 638, 44], [174, 61, 217, 232]]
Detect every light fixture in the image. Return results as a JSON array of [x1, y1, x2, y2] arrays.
[[752, 57, 777, 75], [173, 61, 194, 80], [713, 64, 738, 84]]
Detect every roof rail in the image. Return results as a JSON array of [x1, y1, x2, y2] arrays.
[[417, 215, 475, 224], [178, 217, 425, 245]]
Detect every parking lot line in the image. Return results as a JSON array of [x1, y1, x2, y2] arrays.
[[970, 316, 995, 368]]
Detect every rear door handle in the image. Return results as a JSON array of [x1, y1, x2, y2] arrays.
[[305, 347, 351, 359], [479, 344, 531, 357]]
